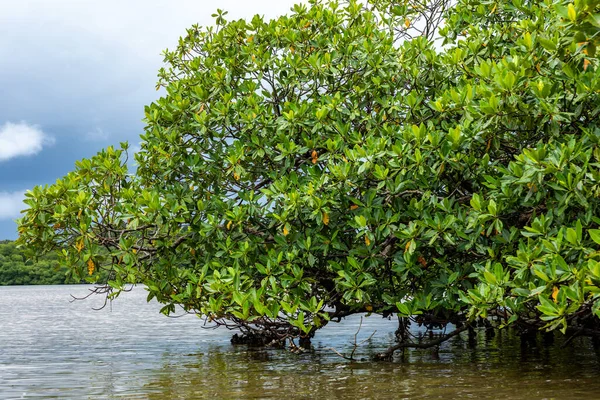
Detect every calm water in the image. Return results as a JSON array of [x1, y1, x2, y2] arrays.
[[1, 285, 600, 399]]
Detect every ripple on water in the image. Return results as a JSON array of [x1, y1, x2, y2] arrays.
[[2, 285, 600, 399]]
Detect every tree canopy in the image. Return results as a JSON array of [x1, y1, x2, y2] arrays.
[[17, 0, 600, 357]]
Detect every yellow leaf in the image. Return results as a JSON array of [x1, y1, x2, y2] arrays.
[[583, 58, 590, 71], [132, 248, 137, 254], [404, 18, 410, 28], [283, 226, 289, 236], [365, 236, 371, 246], [76, 239, 84, 253], [311, 150, 318, 164], [485, 138, 492, 153], [247, 35, 254, 43], [552, 286, 559, 302], [77, 209, 82, 219], [365, 304, 373, 312], [322, 212, 329, 225], [568, 4, 576, 21], [350, 204, 359, 210], [491, 3, 497, 13], [87, 259, 95, 275], [405, 240, 411, 252], [233, 172, 240, 181], [227, 221, 233, 230]]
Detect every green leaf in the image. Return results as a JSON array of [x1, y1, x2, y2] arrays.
[[589, 229, 600, 245], [539, 37, 557, 51]]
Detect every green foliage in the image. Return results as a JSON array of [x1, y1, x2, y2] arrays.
[[0, 240, 72, 285], [17, 0, 600, 342]]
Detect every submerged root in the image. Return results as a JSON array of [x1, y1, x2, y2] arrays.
[[230, 331, 285, 347], [230, 330, 313, 353], [375, 324, 470, 361]]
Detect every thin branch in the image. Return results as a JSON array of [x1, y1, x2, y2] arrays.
[[329, 316, 377, 361]]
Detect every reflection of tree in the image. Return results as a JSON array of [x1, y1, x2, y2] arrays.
[[139, 331, 600, 399]]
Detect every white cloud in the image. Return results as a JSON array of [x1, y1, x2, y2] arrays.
[[86, 127, 110, 141], [0, 121, 54, 161], [0, 191, 25, 220], [129, 142, 142, 155], [0, 1, 308, 144]]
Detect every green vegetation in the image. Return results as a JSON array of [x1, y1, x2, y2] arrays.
[[0, 240, 72, 285], [17, 0, 600, 357]]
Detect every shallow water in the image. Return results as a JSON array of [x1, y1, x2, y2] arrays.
[[1, 285, 600, 399]]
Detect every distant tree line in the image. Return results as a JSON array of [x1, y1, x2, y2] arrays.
[[0, 240, 74, 285]]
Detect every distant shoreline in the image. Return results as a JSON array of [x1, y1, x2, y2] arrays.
[[0, 240, 74, 285]]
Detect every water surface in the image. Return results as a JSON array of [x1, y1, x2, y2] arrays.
[[1, 285, 600, 399]]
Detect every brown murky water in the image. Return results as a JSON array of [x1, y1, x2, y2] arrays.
[[1, 285, 600, 399]]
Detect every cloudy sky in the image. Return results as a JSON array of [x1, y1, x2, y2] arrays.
[[0, 0, 300, 239]]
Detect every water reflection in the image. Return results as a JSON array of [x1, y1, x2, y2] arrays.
[[139, 335, 600, 400], [1, 285, 600, 399]]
